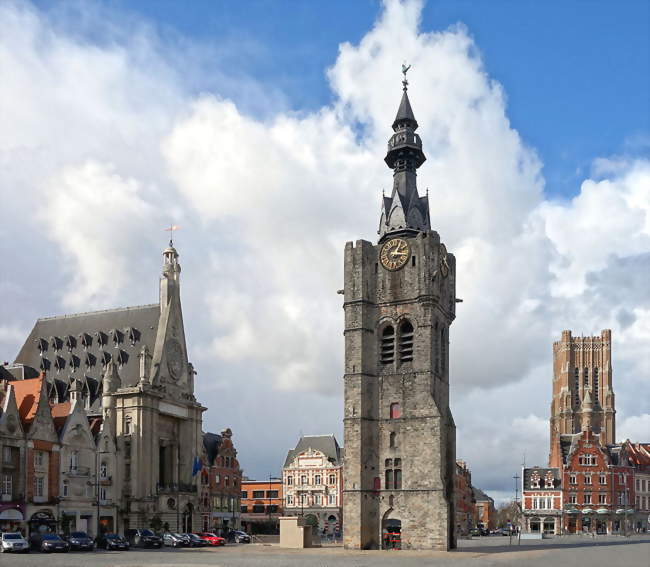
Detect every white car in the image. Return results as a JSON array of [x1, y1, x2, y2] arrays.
[[1, 532, 30, 553]]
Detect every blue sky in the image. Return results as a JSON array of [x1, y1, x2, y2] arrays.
[[3, 0, 649, 497], [35, 0, 650, 197]]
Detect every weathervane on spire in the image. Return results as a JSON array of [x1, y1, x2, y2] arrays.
[[164, 224, 181, 246], [401, 62, 411, 91]]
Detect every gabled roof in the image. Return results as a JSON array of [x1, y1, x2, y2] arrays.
[[283, 434, 342, 468], [11, 376, 43, 424], [472, 486, 493, 503], [50, 402, 71, 433]]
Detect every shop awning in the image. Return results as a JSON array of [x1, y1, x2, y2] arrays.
[[581, 508, 594, 514], [0, 509, 24, 521], [596, 508, 609, 515]]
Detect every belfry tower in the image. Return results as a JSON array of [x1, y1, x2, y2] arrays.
[[549, 329, 616, 468], [342, 71, 457, 551]]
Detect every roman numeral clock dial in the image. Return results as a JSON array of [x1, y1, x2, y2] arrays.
[[380, 238, 410, 271]]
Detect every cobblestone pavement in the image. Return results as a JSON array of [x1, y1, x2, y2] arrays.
[[2, 535, 648, 567]]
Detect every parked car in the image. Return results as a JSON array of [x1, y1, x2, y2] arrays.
[[195, 532, 226, 546], [185, 533, 208, 547], [228, 530, 251, 543], [65, 531, 95, 550], [31, 533, 70, 553], [124, 528, 162, 548], [175, 533, 191, 546], [0, 532, 30, 553], [162, 532, 186, 548], [97, 533, 130, 550]]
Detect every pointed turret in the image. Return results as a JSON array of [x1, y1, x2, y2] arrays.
[[379, 68, 430, 242], [160, 241, 181, 310], [581, 389, 593, 431]]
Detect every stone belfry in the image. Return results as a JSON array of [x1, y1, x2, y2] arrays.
[[549, 329, 616, 468], [342, 69, 457, 551]]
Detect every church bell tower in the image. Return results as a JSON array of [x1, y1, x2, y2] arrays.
[[342, 70, 457, 551]]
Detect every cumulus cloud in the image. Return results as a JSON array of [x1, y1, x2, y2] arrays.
[[0, 0, 647, 492]]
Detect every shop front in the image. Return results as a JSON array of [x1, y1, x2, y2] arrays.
[[28, 509, 57, 536], [0, 503, 25, 534]]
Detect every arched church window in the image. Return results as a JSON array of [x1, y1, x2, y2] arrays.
[[399, 320, 414, 362], [583, 367, 589, 388], [380, 325, 395, 364], [593, 367, 599, 402], [390, 403, 401, 419], [573, 367, 580, 407]]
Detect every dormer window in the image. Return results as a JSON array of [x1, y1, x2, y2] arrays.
[[116, 350, 128, 367], [54, 356, 65, 372], [50, 336, 62, 352], [79, 333, 92, 349], [69, 355, 80, 370], [84, 352, 96, 368], [126, 327, 140, 346], [40, 358, 50, 372], [64, 335, 76, 351], [111, 329, 123, 348], [100, 351, 111, 367], [530, 471, 541, 488], [95, 331, 107, 347], [544, 472, 555, 488], [37, 338, 48, 355]]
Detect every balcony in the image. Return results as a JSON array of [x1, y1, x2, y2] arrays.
[[66, 466, 91, 477], [156, 483, 197, 494]]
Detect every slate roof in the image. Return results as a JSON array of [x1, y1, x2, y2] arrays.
[[472, 487, 493, 503], [559, 433, 583, 464], [283, 434, 343, 468], [203, 432, 222, 466], [522, 467, 562, 490], [14, 304, 160, 400]]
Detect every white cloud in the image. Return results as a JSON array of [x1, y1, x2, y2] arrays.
[[0, 0, 648, 495], [618, 414, 650, 442]]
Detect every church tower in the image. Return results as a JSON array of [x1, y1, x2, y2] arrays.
[[549, 329, 615, 467], [342, 71, 457, 551]]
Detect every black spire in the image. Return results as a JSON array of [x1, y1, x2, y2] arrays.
[[379, 68, 430, 242]]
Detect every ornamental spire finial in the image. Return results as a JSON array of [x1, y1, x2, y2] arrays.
[[401, 62, 411, 91]]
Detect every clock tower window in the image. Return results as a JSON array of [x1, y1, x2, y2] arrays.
[[380, 326, 396, 365], [399, 320, 414, 362]]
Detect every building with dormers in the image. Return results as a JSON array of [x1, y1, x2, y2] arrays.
[[7, 242, 206, 535], [282, 434, 343, 535]]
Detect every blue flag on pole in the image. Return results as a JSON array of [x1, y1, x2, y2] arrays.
[[191, 456, 202, 477]]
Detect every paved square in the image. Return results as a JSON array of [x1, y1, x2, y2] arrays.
[[3, 535, 648, 567]]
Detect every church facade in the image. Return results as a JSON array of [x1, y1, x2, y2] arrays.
[[9, 243, 206, 534], [342, 75, 457, 550]]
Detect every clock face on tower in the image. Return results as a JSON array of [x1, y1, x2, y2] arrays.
[[380, 238, 410, 271]]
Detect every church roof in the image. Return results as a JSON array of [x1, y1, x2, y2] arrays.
[[472, 486, 493, 503], [14, 303, 160, 393], [283, 434, 343, 468]]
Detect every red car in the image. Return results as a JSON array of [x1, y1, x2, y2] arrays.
[[194, 532, 226, 546]]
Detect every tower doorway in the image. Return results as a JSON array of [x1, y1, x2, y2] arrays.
[[382, 515, 401, 550]]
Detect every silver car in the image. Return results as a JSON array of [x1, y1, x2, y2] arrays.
[[1, 532, 30, 553]]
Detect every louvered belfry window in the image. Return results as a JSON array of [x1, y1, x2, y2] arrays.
[[399, 320, 414, 362], [380, 326, 395, 364]]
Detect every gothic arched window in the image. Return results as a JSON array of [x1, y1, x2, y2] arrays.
[[584, 367, 589, 388], [573, 367, 580, 407], [380, 325, 395, 364], [389, 432, 397, 448], [593, 367, 599, 402], [399, 320, 414, 362]]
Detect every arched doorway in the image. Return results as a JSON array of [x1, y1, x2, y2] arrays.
[[326, 515, 337, 534], [381, 510, 401, 550], [529, 517, 541, 533], [28, 510, 56, 536]]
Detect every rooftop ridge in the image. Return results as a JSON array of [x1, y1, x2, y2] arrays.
[[37, 303, 159, 322]]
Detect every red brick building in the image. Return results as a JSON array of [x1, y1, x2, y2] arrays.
[[454, 461, 474, 535], [240, 479, 283, 534], [472, 487, 496, 531], [200, 429, 242, 534]]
